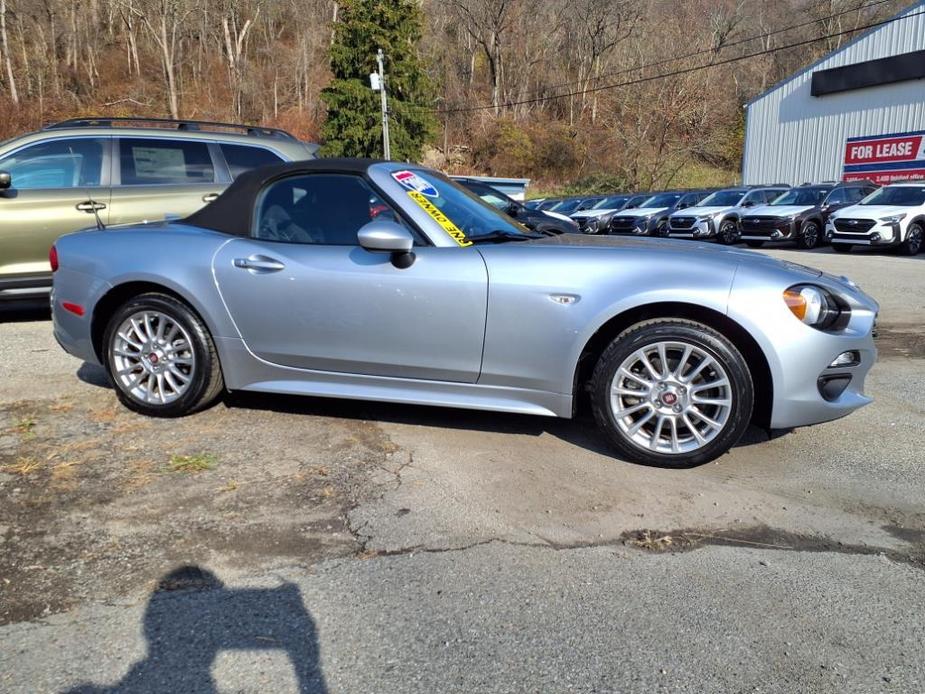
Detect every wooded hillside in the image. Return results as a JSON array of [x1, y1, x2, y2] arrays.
[[0, 0, 907, 190]]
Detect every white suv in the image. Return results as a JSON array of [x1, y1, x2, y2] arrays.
[[826, 183, 925, 255]]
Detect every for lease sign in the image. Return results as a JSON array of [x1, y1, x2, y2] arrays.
[[843, 131, 925, 184]]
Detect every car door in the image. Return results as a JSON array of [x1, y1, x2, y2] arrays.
[[212, 172, 488, 383], [107, 137, 227, 225], [0, 136, 110, 286]]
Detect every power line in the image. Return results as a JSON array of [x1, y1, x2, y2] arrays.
[[424, 6, 922, 115], [526, 0, 896, 98]]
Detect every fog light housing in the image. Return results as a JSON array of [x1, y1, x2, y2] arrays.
[[771, 230, 783, 239], [818, 375, 852, 402], [829, 351, 860, 367], [871, 233, 881, 242]]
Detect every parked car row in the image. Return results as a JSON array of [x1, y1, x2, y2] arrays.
[[537, 180, 925, 256]]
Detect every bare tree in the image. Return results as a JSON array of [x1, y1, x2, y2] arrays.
[[0, 0, 18, 103]]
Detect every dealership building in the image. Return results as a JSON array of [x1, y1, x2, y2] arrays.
[[742, 0, 925, 186]]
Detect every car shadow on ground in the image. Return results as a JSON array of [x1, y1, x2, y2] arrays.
[[63, 565, 328, 694], [74, 361, 774, 466], [0, 301, 49, 323]]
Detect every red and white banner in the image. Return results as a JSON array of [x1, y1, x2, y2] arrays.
[[843, 131, 925, 185]]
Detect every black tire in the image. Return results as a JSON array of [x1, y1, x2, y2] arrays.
[[718, 218, 740, 245], [103, 292, 224, 417], [798, 220, 822, 249], [655, 219, 669, 237], [590, 319, 754, 468], [832, 244, 853, 254], [745, 240, 764, 249], [899, 223, 924, 256]]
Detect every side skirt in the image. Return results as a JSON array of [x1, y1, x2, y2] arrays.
[[215, 337, 572, 418]]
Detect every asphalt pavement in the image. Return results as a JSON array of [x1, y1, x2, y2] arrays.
[[0, 247, 923, 693]]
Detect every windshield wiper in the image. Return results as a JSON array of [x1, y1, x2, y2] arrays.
[[467, 229, 541, 244]]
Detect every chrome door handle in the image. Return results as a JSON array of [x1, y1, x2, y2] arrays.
[[76, 201, 107, 212], [202, 193, 219, 203], [233, 255, 285, 273]]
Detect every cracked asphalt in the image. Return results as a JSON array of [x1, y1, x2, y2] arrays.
[[1, 247, 923, 693]]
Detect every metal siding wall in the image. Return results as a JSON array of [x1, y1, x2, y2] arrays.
[[743, 2, 925, 185]]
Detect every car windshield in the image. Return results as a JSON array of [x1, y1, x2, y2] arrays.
[[859, 186, 925, 207], [461, 182, 512, 210], [593, 196, 628, 209], [770, 187, 831, 206], [397, 169, 532, 242], [641, 193, 682, 208], [550, 199, 583, 213], [699, 190, 746, 207]]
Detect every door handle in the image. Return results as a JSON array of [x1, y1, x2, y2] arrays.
[[233, 255, 285, 273], [202, 193, 220, 203], [76, 201, 107, 212]]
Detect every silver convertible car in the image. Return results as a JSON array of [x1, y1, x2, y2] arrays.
[[51, 160, 878, 467]]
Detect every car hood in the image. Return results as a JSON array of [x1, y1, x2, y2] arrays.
[[571, 208, 618, 219], [541, 209, 575, 223], [743, 204, 814, 218], [614, 206, 670, 218], [671, 205, 732, 217], [831, 205, 911, 219]]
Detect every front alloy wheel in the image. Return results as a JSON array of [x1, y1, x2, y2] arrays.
[[591, 320, 754, 467], [899, 223, 923, 256], [718, 219, 740, 245], [798, 220, 822, 249], [104, 293, 224, 417]]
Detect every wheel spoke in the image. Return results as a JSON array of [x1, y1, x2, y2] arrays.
[[692, 378, 729, 393], [682, 414, 707, 445], [656, 343, 669, 378], [636, 349, 662, 380], [683, 355, 714, 383], [116, 333, 143, 352], [649, 416, 666, 450], [673, 345, 693, 378], [627, 409, 655, 436], [689, 408, 721, 429], [668, 417, 680, 453], [618, 368, 652, 389], [614, 402, 651, 419], [692, 396, 731, 407]]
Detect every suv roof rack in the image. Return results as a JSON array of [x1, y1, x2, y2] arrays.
[[44, 117, 297, 140]]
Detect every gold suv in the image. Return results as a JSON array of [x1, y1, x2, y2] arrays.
[[0, 117, 317, 300]]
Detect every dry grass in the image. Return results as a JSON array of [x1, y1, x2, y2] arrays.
[[167, 453, 218, 474], [2, 456, 43, 476], [13, 416, 36, 438], [627, 530, 676, 551], [218, 479, 239, 493]]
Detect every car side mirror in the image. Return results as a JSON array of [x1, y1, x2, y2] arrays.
[[742, 200, 754, 208], [0, 171, 11, 190], [357, 220, 415, 268]]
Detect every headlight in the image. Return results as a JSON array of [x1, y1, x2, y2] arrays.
[[783, 285, 845, 330], [879, 214, 906, 224]]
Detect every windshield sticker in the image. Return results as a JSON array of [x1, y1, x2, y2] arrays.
[[406, 190, 473, 247], [393, 170, 439, 198]]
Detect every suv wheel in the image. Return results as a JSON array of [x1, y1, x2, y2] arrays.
[[798, 220, 822, 249], [590, 320, 754, 468], [103, 293, 225, 417], [899, 223, 923, 256], [718, 219, 740, 245]]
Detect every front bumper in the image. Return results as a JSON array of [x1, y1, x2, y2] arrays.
[[609, 216, 650, 235], [826, 219, 901, 246], [728, 268, 878, 430], [740, 218, 796, 242], [668, 218, 715, 239]]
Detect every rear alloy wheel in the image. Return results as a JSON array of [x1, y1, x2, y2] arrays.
[[899, 223, 923, 256], [832, 244, 853, 254], [591, 320, 754, 468], [718, 219, 740, 245], [798, 220, 822, 249], [104, 293, 224, 417]]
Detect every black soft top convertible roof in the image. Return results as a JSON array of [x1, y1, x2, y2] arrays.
[[184, 158, 381, 237]]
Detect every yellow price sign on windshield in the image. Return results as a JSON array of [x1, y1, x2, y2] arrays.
[[407, 190, 473, 247]]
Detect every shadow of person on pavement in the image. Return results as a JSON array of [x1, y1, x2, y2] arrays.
[[64, 565, 328, 694]]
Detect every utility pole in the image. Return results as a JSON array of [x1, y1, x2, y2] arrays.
[[376, 48, 391, 160]]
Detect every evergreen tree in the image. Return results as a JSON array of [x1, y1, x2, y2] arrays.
[[321, 0, 437, 161]]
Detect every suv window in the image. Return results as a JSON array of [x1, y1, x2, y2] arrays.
[[254, 174, 407, 245], [0, 138, 105, 189], [221, 144, 284, 179], [119, 138, 215, 185]]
